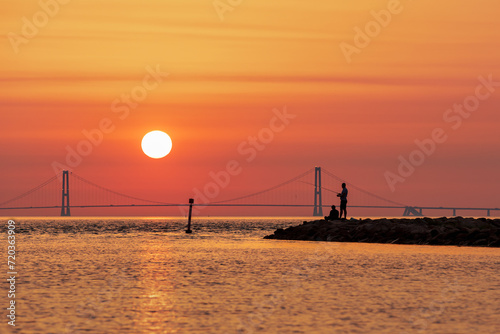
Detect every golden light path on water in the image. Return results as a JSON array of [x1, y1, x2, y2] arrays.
[[7, 217, 500, 333]]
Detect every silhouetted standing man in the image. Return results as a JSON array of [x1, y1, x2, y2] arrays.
[[337, 183, 348, 220]]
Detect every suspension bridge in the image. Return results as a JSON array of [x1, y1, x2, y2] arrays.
[[0, 167, 498, 217]]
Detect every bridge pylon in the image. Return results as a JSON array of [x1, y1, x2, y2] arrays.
[[313, 167, 323, 216], [61, 170, 71, 216]]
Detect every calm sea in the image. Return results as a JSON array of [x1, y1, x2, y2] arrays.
[[2, 217, 499, 334]]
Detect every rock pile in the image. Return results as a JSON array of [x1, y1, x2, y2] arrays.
[[264, 217, 500, 247]]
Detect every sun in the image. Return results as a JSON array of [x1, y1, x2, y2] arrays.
[[141, 131, 173, 159]]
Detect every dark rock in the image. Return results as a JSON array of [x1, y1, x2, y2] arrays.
[[264, 217, 500, 247]]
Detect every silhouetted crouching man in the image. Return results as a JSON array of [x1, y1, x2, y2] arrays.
[[337, 183, 348, 220], [324, 205, 339, 221]]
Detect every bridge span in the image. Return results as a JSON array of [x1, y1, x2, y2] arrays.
[[0, 168, 498, 217]]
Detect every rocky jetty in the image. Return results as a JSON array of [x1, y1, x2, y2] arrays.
[[264, 217, 500, 247]]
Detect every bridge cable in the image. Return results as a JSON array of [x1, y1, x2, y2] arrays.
[[0, 173, 61, 207], [322, 169, 407, 207], [212, 167, 315, 204], [71, 173, 176, 205]]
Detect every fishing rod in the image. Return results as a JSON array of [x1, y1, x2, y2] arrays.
[[299, 181, 339, 194]]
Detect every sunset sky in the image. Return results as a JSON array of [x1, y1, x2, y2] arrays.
[[1, 0, 499, 216]]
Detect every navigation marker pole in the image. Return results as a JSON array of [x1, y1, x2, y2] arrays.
[[186, 198, 194, 233]]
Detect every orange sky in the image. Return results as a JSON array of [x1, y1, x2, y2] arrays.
[[1, 0, 500, 216]]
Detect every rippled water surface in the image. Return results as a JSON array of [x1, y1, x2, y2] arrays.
[[2, 217, 500, 333]]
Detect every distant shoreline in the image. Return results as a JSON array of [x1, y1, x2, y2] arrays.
[[264, 217, 500, 247]]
